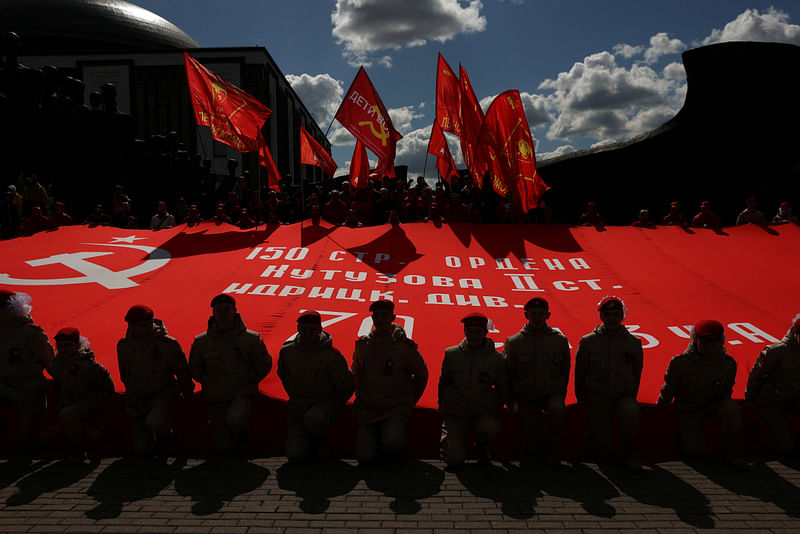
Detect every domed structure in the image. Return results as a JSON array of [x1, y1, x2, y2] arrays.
[[1, 0, 199, 54]]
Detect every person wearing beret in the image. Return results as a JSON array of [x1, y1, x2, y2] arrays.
[[278, 310, 354, 462], [658, 320, 748, 470], [574, 296, 643, 473], [0, 289, 55, 452], [746, 314, 800, 456], [49, 327, 114, 462], [118, 304, 194, 457], [351, 300, 428, 466], [504, 297, 570, 468], [189, 294, 271, 455], [438, 313, 508, 468]]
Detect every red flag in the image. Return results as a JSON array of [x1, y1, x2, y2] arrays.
[[458, 64, 487, 188], [257, 133, 281, 192], [299, 126, 337, 177], [427, 121, 458, 183], [436, 53, 461, 136], [184, 52, 272, 153], [334, 67, 402, 165], [349, 140, 370, 190], [478, 90, 549, 212]]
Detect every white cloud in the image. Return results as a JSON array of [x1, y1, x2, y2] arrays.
[[388, 104, 426, 132], [329, 125, 355, 146], [538, 51, 685, 142], [589, 139, 616, 149], [662, 61, 686, 80], [537, 144, 575, 161], [285, 73, 343, 125], [643, 32, 685, 63], [395, 125, 432, 177], [331, 0, 487, 67], [701, 7, 800, 46], [613, 43, 644, 59]]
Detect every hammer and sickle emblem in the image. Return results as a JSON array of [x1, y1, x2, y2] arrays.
[[212, 82, 227, 104], [358, 105, 390, 146], [518, 140, 533, 161]]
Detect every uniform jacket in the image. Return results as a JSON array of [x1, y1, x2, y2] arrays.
[[277, 331, 355, 424], [189, 314, 271, 403], [657, 342, 737, 412], [351, 324, 428, 424], [49, 348, 114, 409], [0, 315, 55, 393], [746, 329, 800, 404], [117, 319, 194, 401], [574, 324, 643, 402], [504, 324, 570, 403], [438, 338, 507, 417]]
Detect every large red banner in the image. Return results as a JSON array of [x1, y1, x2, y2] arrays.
[[2, 223, 797, 408]]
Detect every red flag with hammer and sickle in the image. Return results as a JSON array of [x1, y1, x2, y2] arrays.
[[184, 52, 272, 153], [334, 67, 402, 165], [478, 90, 549, 212]]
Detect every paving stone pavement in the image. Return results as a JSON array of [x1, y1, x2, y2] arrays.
[[1, 456, 800, 533]]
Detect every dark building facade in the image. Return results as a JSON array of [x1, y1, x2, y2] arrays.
[[1, 0, 330, 196]]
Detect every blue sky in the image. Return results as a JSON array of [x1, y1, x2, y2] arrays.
[[133, 0, 800, 178]]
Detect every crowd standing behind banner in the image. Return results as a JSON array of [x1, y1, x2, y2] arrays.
[[2, 289, 800, 472]]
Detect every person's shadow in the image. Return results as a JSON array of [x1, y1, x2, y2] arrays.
[[275, 459, 360, 514], [0, 458, 49, 491], [6, 458, 100, 506], [174, 457, 270, 515], [599, 462, 714, 528], [85, 457, 186, 519], [455, 462, 538, 519], [515, 460, 619, 518], [360, 459, 445, 514], [687, 459, 800, 518]]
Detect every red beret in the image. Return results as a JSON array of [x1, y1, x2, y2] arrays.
[[524, 297, 549, 311], [461, 313, 488, 327], [597, 296, 624, 312], [0, 289, 14, 304], [210, 294, 236, 308], [670, 201, 680, 208], [55, 327, 80, 342], [701, 200, 711, 208], [369, 299, 394, 312], [297, 310, 321, 324], [125, 304, 154, 323], [693, 320, 724, 340], [780, 201, 791, 208]]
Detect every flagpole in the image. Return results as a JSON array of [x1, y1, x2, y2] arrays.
[[324, 116, 336, 137], [422, 152, 429, 180]]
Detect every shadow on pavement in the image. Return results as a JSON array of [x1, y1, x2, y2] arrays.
[[85, 457, 187, 519], [276, 459, 359, 514], [6, 458, 100, 506], [360, 459, 445, 514], [456, 463, 538, 519], [688, 459, 800, 518], [0, 458, 49, 491], [174, 457, 270, 515], [516, 460, 619, 518], [600, 463, 714, 528]]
